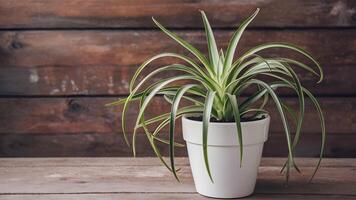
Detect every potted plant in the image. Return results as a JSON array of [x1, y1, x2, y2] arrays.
[[107, 8, 326, 198]]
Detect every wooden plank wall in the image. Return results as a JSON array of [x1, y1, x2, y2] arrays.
[[0, 0, 355, 157]]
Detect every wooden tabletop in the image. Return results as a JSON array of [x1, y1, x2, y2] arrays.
[[0, 158, 355, 200]]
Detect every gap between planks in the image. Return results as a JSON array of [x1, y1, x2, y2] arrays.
[[1, 157, 356, 168], [0, 193, 356, 200]]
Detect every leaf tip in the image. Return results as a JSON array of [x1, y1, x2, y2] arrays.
[[208, 173, 214, 183], [317, 76, 323, 84], [152, 17, 159, 26]]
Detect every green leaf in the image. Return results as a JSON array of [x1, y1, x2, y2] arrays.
[[169, 84, 197, 181], [236, 42, 323, 83], [227, 93, 244, 166], [123, 64, 190, 146], [217, 49, 225, 78], [162, 91, 205, 107], [132, 75, 195, 156], [257, 81, 325, 180], [239, 87, 268, 111], [202, 91, 216, 182], [124, 61, 216, 150], [276, 58, 319, 77], [260, 68, 304, 177], [244, 79, 295, 181], [252, 61, 305, 174], [240, 109, 268, 119], [152, 136, 185, 147], [114, 10, 325, 184], [223, 9, 260, 74], [152, 106, 204, 137], [129, 53, 213, 92], [106, 87, 181, 107], [201, 11, 219, 74], [152, 18, 214, 76], [138, 90, 173, 172], [303, 88, 326, 182], [280, 102, 301, 174]]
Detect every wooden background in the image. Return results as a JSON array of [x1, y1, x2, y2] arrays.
[[0, 0, 355, 157]]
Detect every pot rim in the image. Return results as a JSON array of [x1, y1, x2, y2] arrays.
[[182, 114, 270, 126]]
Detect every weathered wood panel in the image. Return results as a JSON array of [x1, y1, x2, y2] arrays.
[[0, 30, 355, 96], [1, 194, 355, 200], [0, 132, 353, 157], [2, 157, 355, 167], [0, 158, 355, 198], [1, 0, 355, 29], [0, 97, 354, 135], [0, 0, 354, 158], [0, 97, 354, 157]]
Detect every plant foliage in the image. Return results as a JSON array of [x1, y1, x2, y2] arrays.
[[107, 8, 326, 183]]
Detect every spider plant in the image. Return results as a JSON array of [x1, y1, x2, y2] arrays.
[[107, 8, 325, 183]]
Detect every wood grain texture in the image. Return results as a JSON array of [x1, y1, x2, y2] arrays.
[[0, 158, 355, 200], [0, 132, 354, 157], [0, 30, 355, 96], [0, 96, 354, 157], [0, 1, 354, 158], [1, 194, 355, 200], [0, 97, 353, 134], [0, 0, 356, 28], [2, 157, 356, 167]]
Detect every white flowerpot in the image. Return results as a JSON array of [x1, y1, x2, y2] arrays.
[[182, 115, 270, 198]]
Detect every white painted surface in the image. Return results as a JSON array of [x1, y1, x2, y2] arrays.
[[182, 115, 270, 198]]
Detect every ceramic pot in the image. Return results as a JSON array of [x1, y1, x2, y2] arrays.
[[182, 115, 270, 198]]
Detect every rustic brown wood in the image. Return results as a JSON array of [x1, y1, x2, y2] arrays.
[[1, 0, 356, 29], [0, 158, 355, 200], [1, 194, 355, 200], [0, 97, 354, 135], [0, 30, 355, 96], [0, 132, 353, 157], [0, 1, 354, 159], [2, 157, 356, 167], [1, 95, 354, 157]]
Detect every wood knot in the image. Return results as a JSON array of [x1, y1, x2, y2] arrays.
[[67, 99, 85, 113], [10, 41, 23, 50], [352, 12, 356, 22]]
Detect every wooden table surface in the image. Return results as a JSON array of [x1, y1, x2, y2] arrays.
[[0, 157, 355, 200]]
